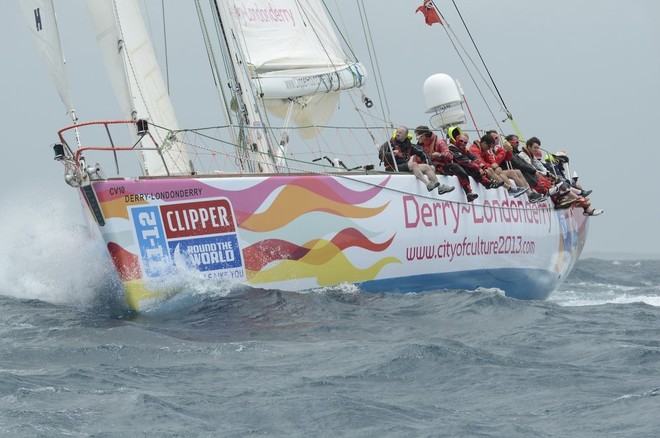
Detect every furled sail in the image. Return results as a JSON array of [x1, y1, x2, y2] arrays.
[[222, 0, 367, 133], [20, 0, 76, 120], [84, 0, 192, 176]]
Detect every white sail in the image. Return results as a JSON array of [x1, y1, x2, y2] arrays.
[[84, 0, 191, 176], [20, 0, 76, 120], [224, 0, 367, 132]]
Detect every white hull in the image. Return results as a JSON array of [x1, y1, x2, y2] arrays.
[[81, 172, 588, 311]]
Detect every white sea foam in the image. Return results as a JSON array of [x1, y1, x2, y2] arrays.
[[550, 286, 660, 307], [0, 190, 113, 305], [311, 282, 361, 295]]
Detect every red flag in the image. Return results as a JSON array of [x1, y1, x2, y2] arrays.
[[416, 1, 442, 26]]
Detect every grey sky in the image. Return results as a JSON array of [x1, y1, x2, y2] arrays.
[[2, 0, 659, 258]]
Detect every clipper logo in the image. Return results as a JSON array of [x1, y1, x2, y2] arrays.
[[131, 198, 244, 277], [161, 200, 235, 238]]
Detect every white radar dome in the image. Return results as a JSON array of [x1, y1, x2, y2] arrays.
[[423, 73, 466, 129]]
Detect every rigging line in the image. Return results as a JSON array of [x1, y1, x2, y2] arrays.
[[357, 0, 391, 126], [141, 0, 169, 93], [298, 1, 348, 78], [216, 2, 281, 168], [207, 0, 244, 120], [161, 0, 170, 93], [461, 94, 481, 138], [209, 0, 256, 171], [111, 3, 153, 128], [427, 4, 490, 93], [169, 126, 523, 209], [448, 0, 509, 114], [437, 21, 503, 133], [157, 127, 550, 212], [443, 26, 503, 121], [346, 90, 384, 149], [329, 0, 352, 47], [429, 3, 505, 133], [322, 0, 359, 62], [195, 0, 246, 155], [234, 1, 331, 158], [196, 1, 236, 127], [216, 0, 278, 156], [241, 1, 361, 163]]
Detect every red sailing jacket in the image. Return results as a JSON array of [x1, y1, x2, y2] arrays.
[[419, 133, 453, 167], [492, 145, 513, 165], [468, 143, 498, 167]]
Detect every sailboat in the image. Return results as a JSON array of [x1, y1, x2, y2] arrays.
[[22, 0, 589, 312]]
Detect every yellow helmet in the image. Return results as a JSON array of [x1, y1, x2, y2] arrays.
[[447, 126, 462, 141], [392, 129, 413, 141]]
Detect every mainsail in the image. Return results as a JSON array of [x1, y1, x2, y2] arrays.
[[84, 0, 192, 176], [218, 0, 367, 136]]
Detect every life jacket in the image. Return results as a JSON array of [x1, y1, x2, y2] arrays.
[[379, 138, 399, 170], [379, 132, 423, 170]]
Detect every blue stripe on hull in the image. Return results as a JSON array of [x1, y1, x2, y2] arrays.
[[357, 268, 562, 300]]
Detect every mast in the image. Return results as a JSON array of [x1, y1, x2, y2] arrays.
[[212, 0, 280, 174], [209, 0, 368, 173]]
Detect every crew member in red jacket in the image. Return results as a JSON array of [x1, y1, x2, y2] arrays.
[[469, 135, 528, 198], [445, 127, 502, 198], [485, 130, 535, 194], [414, 125, 488, 200], [381, 126, 454, 195]]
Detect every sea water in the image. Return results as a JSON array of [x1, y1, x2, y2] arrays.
[[1, 203, 659, 437]]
